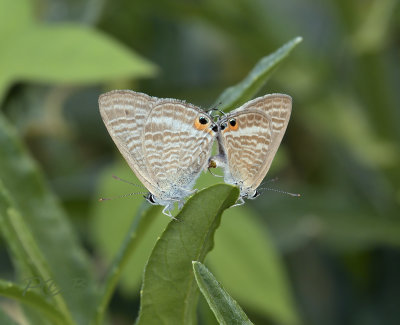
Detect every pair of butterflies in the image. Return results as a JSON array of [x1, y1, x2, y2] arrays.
[[99, 90, 292, 217]]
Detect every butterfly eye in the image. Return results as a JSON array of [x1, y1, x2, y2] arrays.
[[229, 119, 236, 127], [199, 116, 209, 125], [145, 193, 156, 204]]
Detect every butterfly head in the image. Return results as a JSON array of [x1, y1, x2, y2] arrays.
[[248, 189, 260, 199], [235, 183, 259, 200], [144, 192, 157, 205]]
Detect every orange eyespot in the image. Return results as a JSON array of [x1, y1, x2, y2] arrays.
[[229, 118, 238, 130], [194, 115, 210, 130]]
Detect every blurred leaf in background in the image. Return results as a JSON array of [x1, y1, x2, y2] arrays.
[[0, 0, 157, 102]]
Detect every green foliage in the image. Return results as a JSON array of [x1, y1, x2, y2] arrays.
[[0, 0, 157, 103], [0, 280, 67, 325], [0, 21, 300, 322], [0, 182, 74, 325], [1, 0, 399, 324], [206, 203, 299, 324], [215, 37, 302, 112], [92, 161, 299, 325], [136, 185, 239, 325], [193, 261, 253, 325], [91, 203, 161, 325], [0, 113, 97, 324]]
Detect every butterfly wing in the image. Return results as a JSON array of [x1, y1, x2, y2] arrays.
[[217, 94, 292, 193], [142, 99, 216, 198], [99, 90, 158, 193]]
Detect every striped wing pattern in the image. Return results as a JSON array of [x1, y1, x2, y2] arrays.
[[218, 94, 292, 196], [142, 101, 215, 198], [99, 90, 291, 213], [99, 90, 215, 203], [99, 90, 156, 192], [219, 110, 272, 190]]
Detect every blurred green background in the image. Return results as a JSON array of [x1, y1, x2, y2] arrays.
[[1, 0, 400, 324]]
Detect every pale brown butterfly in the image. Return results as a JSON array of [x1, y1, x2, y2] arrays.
[[209, 94, 292, 205], [99, 90, 218, 217]]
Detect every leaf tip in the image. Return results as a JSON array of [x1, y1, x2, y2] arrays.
[[294, 36, 303, 44]]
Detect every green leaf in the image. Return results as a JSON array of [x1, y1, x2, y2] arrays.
[[91, 203, 160, 325], [136, 184, 239, 325], [193, 261, 254, 325], [214, 36, 302, 112], [207, 206, 299, 325], [7, 25, 157, 84], [0, 113, 97, 324], [0, 0, 157, 102], [0, 280, 67, 325], [191, 162, 298, 324], [0, 182, 74, 325]]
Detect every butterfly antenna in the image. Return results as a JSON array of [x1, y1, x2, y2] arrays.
[[99, 191, 148, 201], [206, 103, 226, 118], [258, 187, 301, 197], [112, 175, 146, 188]]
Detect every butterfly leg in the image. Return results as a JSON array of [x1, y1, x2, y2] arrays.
[[162, 204, 178, 221], [231, 196, 245, 208]]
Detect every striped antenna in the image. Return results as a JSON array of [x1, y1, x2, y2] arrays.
[[258, 187, 301, 197], [99, 191, 148, 202]]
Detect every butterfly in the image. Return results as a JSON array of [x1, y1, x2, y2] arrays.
[[209, 94, 292, 205], [99, 90, 218, 217], [99, 90, 292, 216]]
